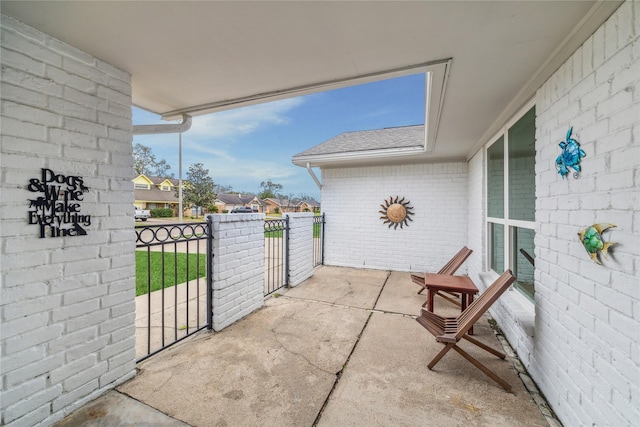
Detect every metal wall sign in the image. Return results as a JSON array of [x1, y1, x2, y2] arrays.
[[27, 168, 91, 238]]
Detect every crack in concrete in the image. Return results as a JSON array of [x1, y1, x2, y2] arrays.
[[312, 270, 392, 426], [269, 326, 336, 376], [267, 300, 338, 376]]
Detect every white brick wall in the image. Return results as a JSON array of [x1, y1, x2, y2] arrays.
[[1, 14, 136, 426], [466, 150, 484, 282], [532, 2, 639, 426], [209, 214, 264, 331], [287, 213, 314, 286], [321, 162, 468, 272]]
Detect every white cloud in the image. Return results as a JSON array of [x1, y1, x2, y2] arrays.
[[184, 140, 235, 162], [188, 97, 304, 138]]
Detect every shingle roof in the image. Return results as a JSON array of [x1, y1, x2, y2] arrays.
[[293, 125, 424, 158], [134, 187, 178, 203], [147, 176, 179, 186], [265, 197, 320, 207], [216, 193, 262, 205]]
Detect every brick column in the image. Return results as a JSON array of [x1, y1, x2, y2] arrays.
[[209, 213, 264, 331], [286, 212, 314, 286], [0, 14, 136, 426]]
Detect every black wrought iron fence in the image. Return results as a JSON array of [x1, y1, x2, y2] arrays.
[[135, 220, 212, 362], [264, 217, 288, 296], [313, 214, 325, 267]]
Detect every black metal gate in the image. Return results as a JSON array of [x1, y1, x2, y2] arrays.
[[135, 219, 212, 362], [313, 214, 325, 267], [264, 217, 288, 296]]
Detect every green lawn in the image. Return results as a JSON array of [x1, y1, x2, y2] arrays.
[[264, 224, 322, 238], [136, 251, 207, 296]]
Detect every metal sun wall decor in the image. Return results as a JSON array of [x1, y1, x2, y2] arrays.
[[379, 196, 414, 229], [556, 126, 586, 179], [578, 223, 617, 265]]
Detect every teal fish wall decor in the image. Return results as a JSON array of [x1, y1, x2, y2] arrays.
[[578, 223, 616, 264], [556, 127, 586, 179]]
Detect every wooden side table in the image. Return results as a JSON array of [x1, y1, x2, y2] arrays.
[[421, 273, 479, 334]]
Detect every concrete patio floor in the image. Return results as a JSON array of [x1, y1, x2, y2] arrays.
[[56, 266, 557, 427]]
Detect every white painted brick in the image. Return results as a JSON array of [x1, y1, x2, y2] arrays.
[[0, 376, 47, 409], [47, 65, 97, 93], [98, 110, 133, 131], [4, 386, 63, 424], [98, 360, 136, 388], [66, 310, 111, 334], [323, 162, 468, 272], [1, 16, 135, 424], [5, 354, 65, 387], [0, 115, 47, 141], [512, 5, 640, 427], [64, 86, 108, 110], [61, 56, 108, 85], [63, 361, 108, 392], [50, 379, 99, 413], [48, 95, 98, 122], [46, 36, 97, 66], [62, 116, 108, 138]]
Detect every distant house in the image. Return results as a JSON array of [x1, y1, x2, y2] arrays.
[[133, 174, 180, 213], [297, 199, 320, 212], [264, 197, 320, 214], [215, 193, 266, 213]]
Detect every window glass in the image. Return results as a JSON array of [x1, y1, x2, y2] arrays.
[[485, 103, 536, 300], [513, 227, 535, 300], [508, 107, 536, 221], [487, 136, 505, 218], [490, 223, 505, 273]]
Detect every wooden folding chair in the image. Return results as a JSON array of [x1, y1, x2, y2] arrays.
[[410, 246, 473, 305], [415, 270, 516, 391]]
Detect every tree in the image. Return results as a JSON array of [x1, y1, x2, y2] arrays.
[[133, 143, 174, 178], [153, 159, 173, 178], [298, 193, 315, 201], [258, 179, 283, 199], [181, 163, 216, 210], [214, 184, 234, 194]]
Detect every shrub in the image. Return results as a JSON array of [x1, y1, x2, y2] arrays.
[[274, 207, 280, 214], [151, 208, 173, 218], [207, 205, 219, 213], [222, 210, 229, 213]]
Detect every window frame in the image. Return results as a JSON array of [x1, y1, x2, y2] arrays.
[[484, 98, 536, 301]]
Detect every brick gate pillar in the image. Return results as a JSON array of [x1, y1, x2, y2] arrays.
[[209, 213, 264, 331], [286, 212, 314, 287]]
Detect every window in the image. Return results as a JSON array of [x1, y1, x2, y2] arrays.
[[486, 104, 536, 301], [161, 185, 170, 191], [134, 183, 150, 190]]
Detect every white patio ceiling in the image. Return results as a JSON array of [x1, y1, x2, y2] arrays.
[[1, 1, 621, 161]]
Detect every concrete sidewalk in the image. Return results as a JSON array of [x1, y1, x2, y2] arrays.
[[56, 267, 554, 427]]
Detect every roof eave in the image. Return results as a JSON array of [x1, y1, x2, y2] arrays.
[[292, 145, 427, 168]]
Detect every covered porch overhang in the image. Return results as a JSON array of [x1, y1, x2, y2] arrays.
[[1, 1, 621, 162]]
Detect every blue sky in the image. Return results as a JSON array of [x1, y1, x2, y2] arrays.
[[132, 73, 425, 200]]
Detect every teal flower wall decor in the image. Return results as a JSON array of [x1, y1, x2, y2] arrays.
[[556, 127, 586, 179]]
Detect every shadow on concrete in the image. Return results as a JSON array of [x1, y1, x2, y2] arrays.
[[56, 266, 554, 427]]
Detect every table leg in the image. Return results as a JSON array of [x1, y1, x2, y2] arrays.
[[466, 293, 474, 335], [427, 288, 435, 312]]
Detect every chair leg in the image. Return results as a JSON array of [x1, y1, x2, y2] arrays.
[[451, 345, 512, 392], [462, 334, 506, 359], [427, 342, 455, 369]]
